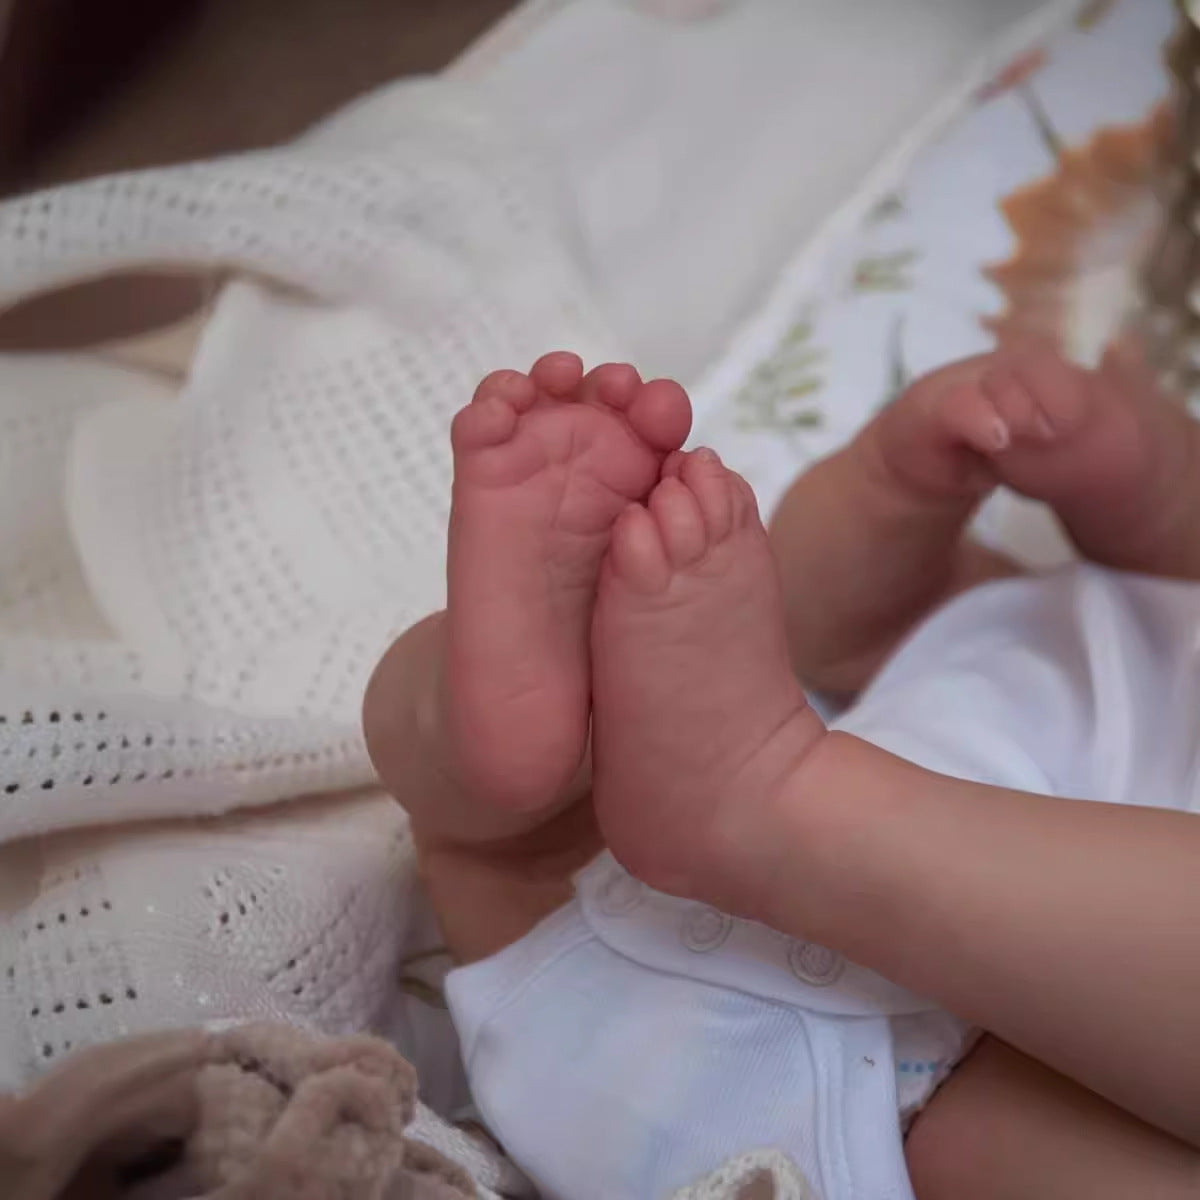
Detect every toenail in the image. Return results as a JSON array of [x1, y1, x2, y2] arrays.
[[693, 447, 721, 465]]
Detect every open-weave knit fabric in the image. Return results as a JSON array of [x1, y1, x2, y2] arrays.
[[0, 76, 618, 1088]]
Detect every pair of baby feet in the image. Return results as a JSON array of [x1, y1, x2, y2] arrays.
[[441, 350, 808, 900], [414, 342, 1200, 913]]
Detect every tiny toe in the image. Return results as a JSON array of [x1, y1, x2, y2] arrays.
[[679, 448, 735, 541], [609, 503, 672, 592], [579, 362, 643, 411], [627, 378, 693, 453], [648, 476, 709, 566], [451, 394, 519, 451], [1009, 351, 1089, 435], [941, 382, 1010, 454], [981, 364, 1055, 442], [473, 368, 537, 413], [661, 450, 688, 480], [529, 351, 585, 397], [729, 471, 761, 527]]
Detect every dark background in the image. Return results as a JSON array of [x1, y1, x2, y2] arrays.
[[0, 0, 515, 193]]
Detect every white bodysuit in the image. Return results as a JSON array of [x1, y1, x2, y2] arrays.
[[447, 566, 1200, 1199]]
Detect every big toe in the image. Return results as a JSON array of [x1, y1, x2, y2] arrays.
[[938, 381, 1011, 454]]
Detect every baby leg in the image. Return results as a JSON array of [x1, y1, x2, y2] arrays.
[[907, 1037, 1200, 1199], [363, 611, 602, 963]]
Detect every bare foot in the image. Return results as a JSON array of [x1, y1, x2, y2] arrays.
[[874, 341, 1200, 573], [591, 449, 823, 905], [446, 351, 691, 814], [994, 342, 1200, 577], [772, 343, 1200, 697]]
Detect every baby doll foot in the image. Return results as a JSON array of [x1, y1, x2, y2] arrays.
[[874, 343, 1200, 576], [591, 449, 825, 907], [870, 346, 1091, 500], [985, 341, 1200, 577], [445, 351, 691, 813]]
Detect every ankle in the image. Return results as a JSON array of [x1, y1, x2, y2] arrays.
[[680, 704, 832, 920], [416, 799, 602, 963], [731, 730, 873, 933]]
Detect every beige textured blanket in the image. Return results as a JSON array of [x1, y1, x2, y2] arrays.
[[0, 1022, 814, 1200], [0, 1023, 476, 1200]]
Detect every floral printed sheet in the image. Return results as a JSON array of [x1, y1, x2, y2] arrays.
[[691, 0, 1177, 563]]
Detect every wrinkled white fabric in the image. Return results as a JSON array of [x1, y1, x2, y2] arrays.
[[457, 0, 1057, 382], [449, 857, 963, 1200]]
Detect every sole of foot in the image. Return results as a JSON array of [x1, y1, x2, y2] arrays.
[[444, 350, 692, 815]]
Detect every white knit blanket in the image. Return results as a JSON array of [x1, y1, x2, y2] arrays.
[[0, 77, 619, 1094]]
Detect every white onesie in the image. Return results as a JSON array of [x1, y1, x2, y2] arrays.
[[447, 566, 1200, 1199]]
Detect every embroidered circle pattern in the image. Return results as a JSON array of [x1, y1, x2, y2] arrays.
[[680, 905, 733, 953], [788, 940, 845, 987]]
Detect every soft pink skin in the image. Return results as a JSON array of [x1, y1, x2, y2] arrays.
[[871, 342, 1200, 567], [590, 448, 823, 903], [444, 350, 691, 816], [770, 341, 1200, 697]]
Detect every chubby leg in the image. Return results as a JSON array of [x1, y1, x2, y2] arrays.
[[907, 1037, 1200, 1200], [363, 612, 602, 963]]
